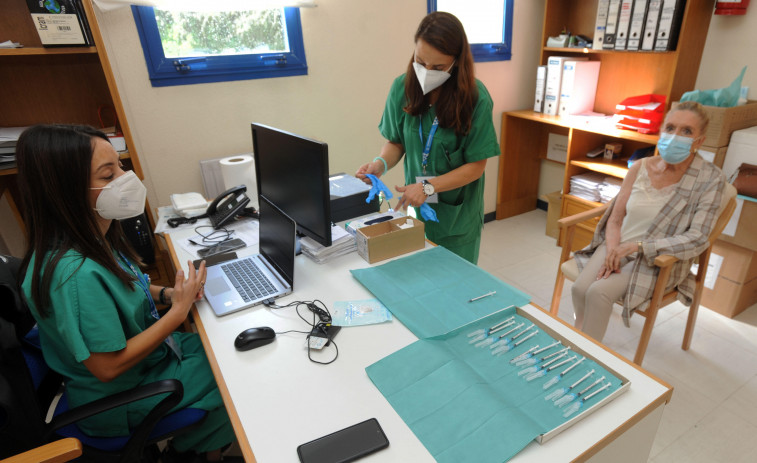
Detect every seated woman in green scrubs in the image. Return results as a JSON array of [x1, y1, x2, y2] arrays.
[[17, 124, 237, 462], [356, 11, 500, 264]]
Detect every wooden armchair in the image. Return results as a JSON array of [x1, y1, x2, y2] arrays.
[[549, 183, 738, 366], [1, 438, 82, 463]]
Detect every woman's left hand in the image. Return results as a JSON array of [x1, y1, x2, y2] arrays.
[[395, 183, 427, 209], [603, 241, 638, 274]]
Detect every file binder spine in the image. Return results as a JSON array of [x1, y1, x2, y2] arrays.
[[641, 0, 663, 50], [614, 0, 635, 50], [626, 0, 649, 51], [534, 65, 547, 113], [655, 0, 686, 51], [544, 57, 565, 116], [593, 0, 611, 50], [558, 61, 601, 117], [603, 0, 623, 49]]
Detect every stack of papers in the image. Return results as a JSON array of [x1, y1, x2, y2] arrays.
[[0, 127, 27, 170], [569, 172, 606, 202], [598, 176, 622, 203], [300, 225, 356, 264]]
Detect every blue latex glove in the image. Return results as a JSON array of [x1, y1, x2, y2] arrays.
[[365, 174, 393, 203], [419, 203, 439, 222]]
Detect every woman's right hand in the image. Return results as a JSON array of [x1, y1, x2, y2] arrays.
[[355, 159, 384, 184]]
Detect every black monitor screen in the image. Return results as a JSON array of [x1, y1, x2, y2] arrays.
[[251, 123, 332, 247]]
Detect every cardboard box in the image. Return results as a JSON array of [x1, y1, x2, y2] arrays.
[[356, 217, 425, 264], [544, 190, 562, 239], [701, 240, 757, 318], [673, 100, 757, 147], [697, 145, 727, 168], [718, 198, 757, 252]]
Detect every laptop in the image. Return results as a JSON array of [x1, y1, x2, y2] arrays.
[[204, 196, 295, 316]]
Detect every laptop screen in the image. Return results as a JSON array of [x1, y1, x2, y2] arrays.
[[259, 195, 296, 286]]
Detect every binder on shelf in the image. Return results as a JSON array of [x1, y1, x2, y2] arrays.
[[558, 61, 601, 117], [544, 56, 588, 116], [593, 0, 612, 50], [603, 0, 623, 49], [641, 0, 663, 50], [626, 0, 650, 51], [25, 0, 90, 46], [534, 65, 547, 113], [614, 0, 635, 50], [655, 0, 686, 51]]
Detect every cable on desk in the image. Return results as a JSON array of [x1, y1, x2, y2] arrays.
[[263, 298, 339, 364]]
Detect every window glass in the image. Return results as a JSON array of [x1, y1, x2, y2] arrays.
[[429, 0, 512, 62], [132, 6, 307, 87]]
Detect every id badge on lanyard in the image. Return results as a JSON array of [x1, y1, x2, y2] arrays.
[[118, 252, 183, 360], [418, 117, 439, 203]]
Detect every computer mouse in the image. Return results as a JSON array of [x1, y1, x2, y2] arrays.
[[234, 326, 276, 351]]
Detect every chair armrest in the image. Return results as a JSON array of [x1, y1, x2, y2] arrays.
[[2, 438, 82, 463], [557, 203, 609, 229], [46, 379, 184, 461], [654, 254, 679, 268]]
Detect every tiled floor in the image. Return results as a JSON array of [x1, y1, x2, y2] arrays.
[[479, 210, 757, 463]]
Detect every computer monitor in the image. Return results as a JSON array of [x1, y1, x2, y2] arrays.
[[251, 123, 332, 247]]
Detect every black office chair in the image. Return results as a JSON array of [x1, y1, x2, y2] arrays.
[[0, 254, 208, 463]]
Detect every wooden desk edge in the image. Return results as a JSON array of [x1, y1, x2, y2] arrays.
[[164, 233, 257, 463], [530, 302, 674, 462]]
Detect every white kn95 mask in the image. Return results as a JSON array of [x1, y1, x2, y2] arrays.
[[91, 170, 147, 220], [413, 61, 455, 95]]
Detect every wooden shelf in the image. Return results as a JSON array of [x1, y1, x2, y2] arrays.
[[571, 159, 628, 179], [0, 167, 18, 176], [496, 0, 715, 222], [0, 47, 97, 56], [543, 46, 674, 56]]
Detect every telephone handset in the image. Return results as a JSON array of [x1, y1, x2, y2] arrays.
[[207, 185, 251, 229]]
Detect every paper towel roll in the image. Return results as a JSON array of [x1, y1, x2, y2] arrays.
[[219, 155, 258, 208]]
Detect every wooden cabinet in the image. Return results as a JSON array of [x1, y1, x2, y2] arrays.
[[1, 0, 143, 238], [496, 0, 716, 249], [0, 1, 173, 286]]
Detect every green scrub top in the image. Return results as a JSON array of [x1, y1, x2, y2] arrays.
[[22, 250, 233, 453], [379, 75, 500, 264]]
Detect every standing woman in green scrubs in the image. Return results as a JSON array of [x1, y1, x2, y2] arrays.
[[356, 11, 500, 264], [17, 125, 237, 462]]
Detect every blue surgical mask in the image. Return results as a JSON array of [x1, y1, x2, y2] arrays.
[[657, 133, 695, 164]]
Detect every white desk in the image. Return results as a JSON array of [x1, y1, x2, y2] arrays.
[[164, 227, 672, 463]]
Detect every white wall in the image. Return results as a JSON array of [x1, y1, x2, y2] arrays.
[[696, 7, 757, 95], [92, 0, 546, 219]]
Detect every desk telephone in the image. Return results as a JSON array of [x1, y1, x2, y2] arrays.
[[168, 185, 256, 229]]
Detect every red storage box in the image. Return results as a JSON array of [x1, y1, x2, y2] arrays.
[[615, 94, 666, 134]]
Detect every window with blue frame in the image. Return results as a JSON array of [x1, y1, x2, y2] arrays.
[[428, 0, 513, 62], [132, 6, 307, 87]]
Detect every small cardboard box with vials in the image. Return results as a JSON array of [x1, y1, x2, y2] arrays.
[[356, 217, 425, 264]]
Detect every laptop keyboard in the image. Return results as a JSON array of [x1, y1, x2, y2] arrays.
[[221, 258, 277, 302]]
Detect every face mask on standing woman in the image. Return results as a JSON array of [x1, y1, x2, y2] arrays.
[[413, 61, 455, 95]]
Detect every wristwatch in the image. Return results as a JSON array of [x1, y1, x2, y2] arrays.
[[422, 179, 435, 196]]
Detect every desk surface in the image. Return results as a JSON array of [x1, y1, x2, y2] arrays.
[[164, 225, 672, 463]]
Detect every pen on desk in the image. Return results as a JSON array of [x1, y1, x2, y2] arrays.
[[469, 291, 496, 303]]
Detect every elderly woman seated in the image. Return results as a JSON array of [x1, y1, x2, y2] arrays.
[[571, 101, 727, 341]]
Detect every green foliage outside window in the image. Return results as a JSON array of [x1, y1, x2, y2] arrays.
[[155, 9, 287, 57]]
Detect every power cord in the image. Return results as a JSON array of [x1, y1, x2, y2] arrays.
[[263, 299, 339, 365]]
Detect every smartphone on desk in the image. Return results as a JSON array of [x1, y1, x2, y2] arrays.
[[297, 418, 389, 463], [197, 238, 246, 259]]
